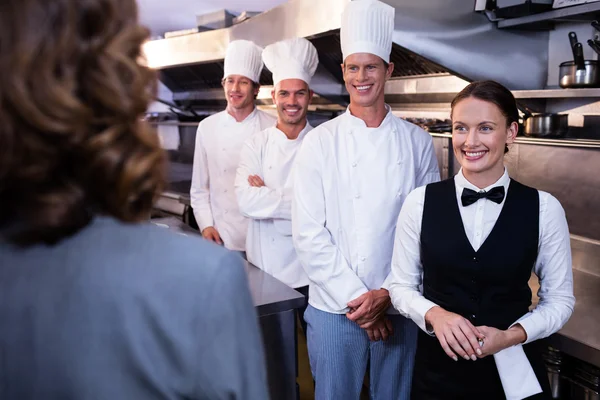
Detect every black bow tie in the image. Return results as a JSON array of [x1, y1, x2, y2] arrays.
[[461, 186, 505, 207]]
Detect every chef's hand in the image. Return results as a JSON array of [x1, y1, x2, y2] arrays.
[[201, 226, 223, 245], [346, 289, 391, 328], [425, 306, 484, 362], [248, 175, 265, 187], [476, 324, 527, 358], [365, 317, 394, 342]]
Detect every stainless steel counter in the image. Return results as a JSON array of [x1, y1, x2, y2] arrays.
[[150, 217, 304, 315], [539, 270, 600, 368]]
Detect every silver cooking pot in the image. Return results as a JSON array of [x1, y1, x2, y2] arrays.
[[523, 113, 568, 138], [560, 32, 600, 88], [559, 60, 600, 88]]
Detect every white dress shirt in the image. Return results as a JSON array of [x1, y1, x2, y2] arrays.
[[388, 168, 575, 399], [387, 168, 575, 341], [292, 106, 440, 314], [191, 108, 276, 251], [235, 123, 312, 288]]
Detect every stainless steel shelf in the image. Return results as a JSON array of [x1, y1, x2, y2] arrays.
[[512, 88, 600, 98], [497, 3, 600, 30], [429, 132, 600, 149]]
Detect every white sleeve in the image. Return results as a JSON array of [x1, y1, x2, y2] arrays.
[[514, 193, 575, 343], [416, 133, 441, 187], [190, 124, 214, 231], [385, 186, 439, 333], [235, 138, 292, 220], [292, 135, 368, 312]]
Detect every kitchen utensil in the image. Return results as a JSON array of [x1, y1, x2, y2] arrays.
[[569, 31, 580, 59], [559, 59, 600, 88], [588, 39, 600, 56], [522, 113, 568, 137], [559, 32, 599, 88], [592, 20, 600, 32]]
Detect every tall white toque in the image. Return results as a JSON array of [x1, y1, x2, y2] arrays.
[[340, 0, 395, 63], [223, 40, 264, 83], [262, 37, 319, 86]]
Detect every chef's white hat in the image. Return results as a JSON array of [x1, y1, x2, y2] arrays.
[[262, 37, 319, 86], [223, 40, 264, 83], [340, 0, 395, 63]]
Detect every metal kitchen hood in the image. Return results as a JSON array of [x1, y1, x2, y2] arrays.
[[143, 0, 551, 114], [143, 0, 452, 111], [383, 0, 550, 90]]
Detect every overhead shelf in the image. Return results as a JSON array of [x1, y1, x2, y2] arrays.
[[430, 132, 600, 149], [497, 3, 600, 30], [512, 88, 600, 98]]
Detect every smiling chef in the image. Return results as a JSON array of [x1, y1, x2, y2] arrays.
[[235, 37, 319, 335], [291, 0, 440, 398], [190, 40, 276, 253]]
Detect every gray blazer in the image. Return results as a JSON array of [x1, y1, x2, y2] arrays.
[[0, 217, 268, 399]]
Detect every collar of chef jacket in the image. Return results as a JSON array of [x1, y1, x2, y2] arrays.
[[342, 104, 394, 131], [270, 121, 312, 145], [221, 106, 259, 128]]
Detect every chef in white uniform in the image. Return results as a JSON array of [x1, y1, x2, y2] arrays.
[[191, 40, 276, 251], [291, 0, 440, 398], [235, 37, 319, 334]]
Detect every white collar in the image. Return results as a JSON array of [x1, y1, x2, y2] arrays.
[[223, 107, 258, 125], [343, 104, 393, 130], [455, 167, 510, 193], [271, 121, 312, 143]]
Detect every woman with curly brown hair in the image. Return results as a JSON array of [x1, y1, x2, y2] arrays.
[[0, 0, 268, 399]]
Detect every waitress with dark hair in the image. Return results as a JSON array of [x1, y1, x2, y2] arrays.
[[387, 80, 575, 399]]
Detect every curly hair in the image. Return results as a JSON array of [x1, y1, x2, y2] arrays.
[[0, 0, 167, 245]]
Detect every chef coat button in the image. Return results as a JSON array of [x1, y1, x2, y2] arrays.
[[222, 148, 226, 151], [224, 189, 228, 193], [473, 256, 478, 263], [271, 237, 275, 243], [224, 210, 229, 214], [471, 314, 476, 319], [355, 194, 360, 199], [268, 165, 272, 169], [396, 160, 401, 165], [352, 162, 357, 167], [360, 256, 366, 261], [397, 192, 402, 197]]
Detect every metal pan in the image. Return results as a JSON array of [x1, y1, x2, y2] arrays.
[[560, 33, 600, 88], [522, 113, 568, 138]]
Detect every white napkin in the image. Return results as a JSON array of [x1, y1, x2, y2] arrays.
[[494, 344, 543, 400]]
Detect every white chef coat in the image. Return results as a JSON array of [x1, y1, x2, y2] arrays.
[[235, 123, 312, 288], [387, 168, 575, 399], [292, 106, 440, 314], [387, 168, 575, 341], [191, 108, 276, 251]]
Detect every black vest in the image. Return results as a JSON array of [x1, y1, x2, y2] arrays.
[[421, 178, 539, 330]]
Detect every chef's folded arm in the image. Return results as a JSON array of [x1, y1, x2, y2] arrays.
[[235, 140, 293, 220], [512, 194, 576, 344], [292, 136, 368, 312], [386, 187, 438, 333], [190, 125, 214, 231]]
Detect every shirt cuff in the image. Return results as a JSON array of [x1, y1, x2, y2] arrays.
[[194, 211, 214, 232], [411, 297, 438, 335], [511, 313, 543, 344]]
